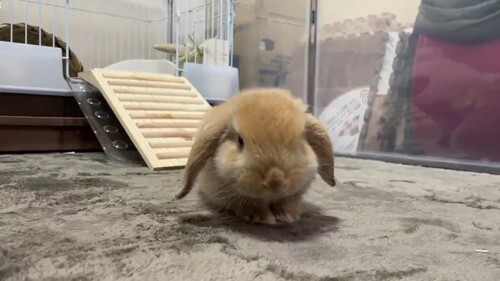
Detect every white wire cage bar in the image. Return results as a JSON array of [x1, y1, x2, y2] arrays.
[[0, 0, 69, 55], [174, 0, 234, 75], [0, 0, 234, 81]]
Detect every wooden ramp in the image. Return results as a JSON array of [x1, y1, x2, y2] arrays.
[[79, 68, 211, 170]]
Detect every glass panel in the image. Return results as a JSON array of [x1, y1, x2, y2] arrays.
[[314, 0, 500, 172], [233, 0, 311, 101]]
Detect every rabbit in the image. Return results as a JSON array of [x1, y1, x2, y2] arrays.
[[175, 88, 336, 224]]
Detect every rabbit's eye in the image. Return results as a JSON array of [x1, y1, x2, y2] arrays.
[[237, 135, 245, 148]]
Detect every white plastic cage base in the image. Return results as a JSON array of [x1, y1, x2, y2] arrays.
[[183, 62, 239, 103], [105, 59, 177, 75], [0, 41, 71, 96]]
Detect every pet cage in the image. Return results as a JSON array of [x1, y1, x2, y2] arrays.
[[0, 0, 235, 154], [0, 0, 234, 77]]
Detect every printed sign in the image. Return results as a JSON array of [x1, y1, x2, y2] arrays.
[[318, 87, 370, 153]]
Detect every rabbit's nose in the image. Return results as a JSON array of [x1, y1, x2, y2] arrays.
[[262, 167, 286, 191]]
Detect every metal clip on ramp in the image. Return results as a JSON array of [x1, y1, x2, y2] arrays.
[[78, 69, 211, 170]]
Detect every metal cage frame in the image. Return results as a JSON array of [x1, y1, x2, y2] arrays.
[[0, 0, 234, 81]]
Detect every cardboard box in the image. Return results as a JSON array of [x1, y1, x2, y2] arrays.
[[202, 39, 230, 66], [233, 0, 309, 90]]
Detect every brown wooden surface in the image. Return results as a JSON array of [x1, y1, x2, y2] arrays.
[[0, 92, 100, 152]]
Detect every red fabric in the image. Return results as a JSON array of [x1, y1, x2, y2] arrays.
[[411, 35, 500, 161]]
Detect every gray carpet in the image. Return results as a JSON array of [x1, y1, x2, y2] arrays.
[[0, 153, 499, 280]]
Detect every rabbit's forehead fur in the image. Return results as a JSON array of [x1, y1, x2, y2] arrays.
[[231, 89, 307, 148]]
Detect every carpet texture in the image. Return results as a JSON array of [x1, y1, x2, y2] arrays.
[[0, 153, 499, 280]]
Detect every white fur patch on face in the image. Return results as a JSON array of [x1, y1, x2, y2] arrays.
[[305, 144, 319, 171], [300, 143, 320, 187], [231, 119, 241, 135], [213, 140, 237, 180]]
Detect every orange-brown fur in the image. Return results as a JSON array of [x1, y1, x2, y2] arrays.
[[175, 88, 335, 224]]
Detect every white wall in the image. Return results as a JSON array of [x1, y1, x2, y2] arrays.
[[0, 0, 169, 70]]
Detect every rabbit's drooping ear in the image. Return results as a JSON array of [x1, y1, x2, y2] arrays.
[[304, 113, 336, 187], [175, 121, 227, 199]]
